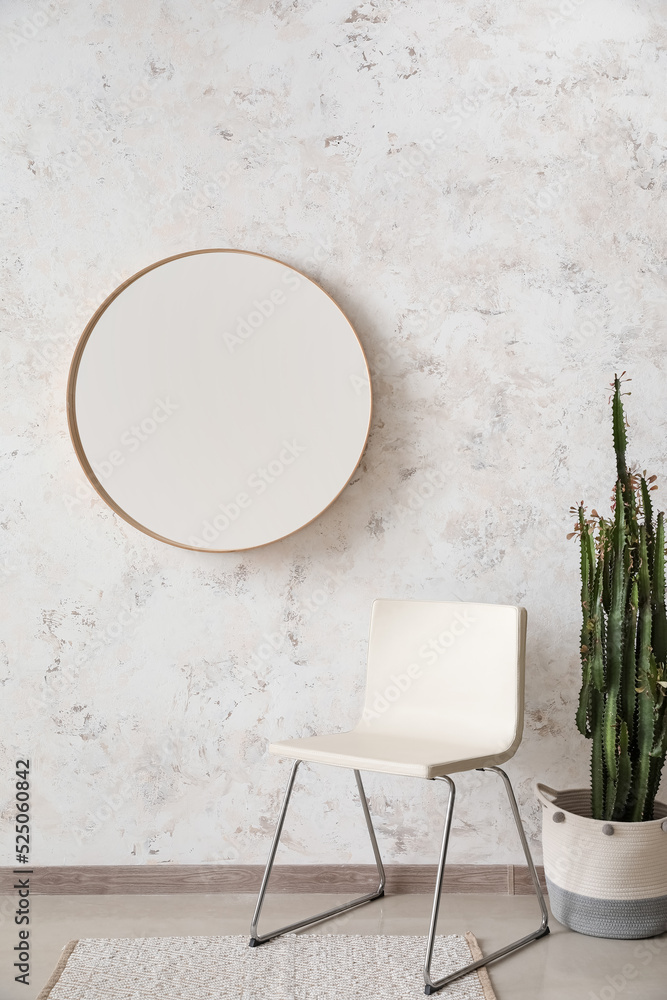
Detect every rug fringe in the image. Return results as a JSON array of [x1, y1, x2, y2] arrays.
[[464, 931, 497, 1000], [35, 939, 79, 1000]]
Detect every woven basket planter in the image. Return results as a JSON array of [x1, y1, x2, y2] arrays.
[[536, 783, 667, 939]]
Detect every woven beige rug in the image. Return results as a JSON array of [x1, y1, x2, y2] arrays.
[[37, 932, 496, 999]]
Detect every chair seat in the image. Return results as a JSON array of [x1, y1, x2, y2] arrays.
[[269, 729, 515, 779]]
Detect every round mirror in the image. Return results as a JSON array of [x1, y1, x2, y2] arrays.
[[67, 249, 371, 552]]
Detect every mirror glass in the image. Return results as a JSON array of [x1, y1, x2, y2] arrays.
[[68, 250, 371, 551]]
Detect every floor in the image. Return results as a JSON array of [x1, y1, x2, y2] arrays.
[[1, 892, 664, 999]]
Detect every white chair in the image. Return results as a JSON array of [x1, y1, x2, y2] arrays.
[[249, 600, 549, 994]]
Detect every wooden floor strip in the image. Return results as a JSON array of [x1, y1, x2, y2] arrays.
[[0, 864, 547, 895]]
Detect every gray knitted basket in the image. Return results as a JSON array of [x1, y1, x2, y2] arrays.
[[536, 784, 667, 939]]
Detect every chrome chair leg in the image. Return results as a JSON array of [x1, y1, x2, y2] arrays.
[[423, 774, 456, 989], [249, 761, 386, 946], [423, 766, 549, 995]]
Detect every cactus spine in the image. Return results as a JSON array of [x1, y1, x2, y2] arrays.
[[574, 375, 667, 821]]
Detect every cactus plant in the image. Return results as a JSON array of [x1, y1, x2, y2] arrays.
[[571, 374, 667, 821]]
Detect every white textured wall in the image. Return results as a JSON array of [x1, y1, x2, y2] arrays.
[[2, 0, 666, 868]]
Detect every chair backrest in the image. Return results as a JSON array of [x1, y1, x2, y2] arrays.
[[355, 600, 526, 756]]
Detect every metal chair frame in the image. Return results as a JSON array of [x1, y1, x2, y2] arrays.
[[249, 759, 549, 995]]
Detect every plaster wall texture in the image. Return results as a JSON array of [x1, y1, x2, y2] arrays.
[[1, 0, 666, 867]]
